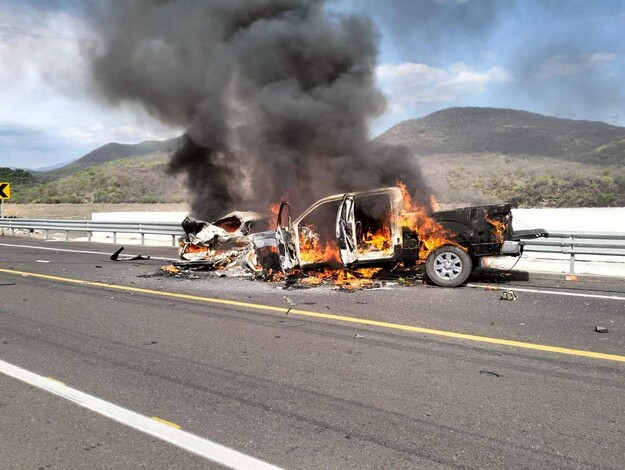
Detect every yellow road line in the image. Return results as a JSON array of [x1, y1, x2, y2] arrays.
[[2, 267, 625, 364], [151, 416, 182, 429]]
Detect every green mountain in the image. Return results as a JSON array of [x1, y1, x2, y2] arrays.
[[377, 107, 625, 164], [10, 153, 188, 204], [40, 138, 180, 181], [6, 107, 625, 207], [376, 107, 625, 207]]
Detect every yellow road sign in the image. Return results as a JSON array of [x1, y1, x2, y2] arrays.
[[0, 182, 10, 200]]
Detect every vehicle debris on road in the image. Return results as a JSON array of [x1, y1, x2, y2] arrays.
[[110, 246, 151, 261], [479, 370, 502, 378], [500, 290, 518, 301]]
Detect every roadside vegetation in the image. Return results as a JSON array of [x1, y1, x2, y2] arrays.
[[379, 107, 625, 208], [4, 107, 624, 208], [3, 154, 188, 204], [419, 154, 625, 207]]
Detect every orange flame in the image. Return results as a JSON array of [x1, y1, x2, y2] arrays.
[[300, 267, 382, 289], [299, 224, 341, 265], [396, 182, 462, 259], [181, 243, 210, 255], [268, 194, 290, 229], [484, 211, 508, 244], [430, 194, 441, 211], [269, 202, 281, 229], [160, 264, 181, 274], [358, 222, 392, 255]]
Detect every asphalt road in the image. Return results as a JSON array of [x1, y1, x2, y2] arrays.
[[0, 237, 623, 469]]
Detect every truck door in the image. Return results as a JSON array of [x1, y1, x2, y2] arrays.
[[275, 201, 299, 272], [336, 194, 358, 267]]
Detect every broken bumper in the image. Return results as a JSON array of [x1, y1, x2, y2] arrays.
[[501, 240, 522, 255]]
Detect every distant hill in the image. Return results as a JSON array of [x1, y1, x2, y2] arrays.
[[377, 107, 625, 164], [33, 159, 77, 173], [375, 107, 625, 208], [6, 108, 625, 207], [41, 137, 180, 180], [6, 136, 189, 204], [16, 153, 188, 204]]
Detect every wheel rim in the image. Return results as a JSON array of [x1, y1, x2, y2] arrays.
[[433, 252, 463, 280]]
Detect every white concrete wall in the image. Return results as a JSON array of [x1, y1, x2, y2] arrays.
[[84, 211, 188, 246], [512, 208, 625, 233], [91, 212, 188, 223]]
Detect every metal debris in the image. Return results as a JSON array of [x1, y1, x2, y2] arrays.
[[128, 254, 150, 260], [479, 370, 502, 377], [179, 213, 264, 261], [110, 246, 151, 261], [594, 326, 609, 333], [500, 290, 518, 301], [110, 247, 125, 260]]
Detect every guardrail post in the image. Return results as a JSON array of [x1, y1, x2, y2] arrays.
[[113, 232, 117, 244], [45, 230, 49, 240], [171, 234, 176, 247], [65, 231, 69, 241], [88, 231, 92, 242], [141, 233, 145, 245], [569, 236, 575, 274]]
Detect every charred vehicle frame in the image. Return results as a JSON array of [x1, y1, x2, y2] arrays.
[[179, 187, 546, 288]]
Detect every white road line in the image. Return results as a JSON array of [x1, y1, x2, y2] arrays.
[[467, 284, 625, 301], [0, 242, 176, 261], [0, 359, 281, 470]]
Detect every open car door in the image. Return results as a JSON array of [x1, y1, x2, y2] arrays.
[[336, 194, 358, 267], [275, 201, 299, 272]]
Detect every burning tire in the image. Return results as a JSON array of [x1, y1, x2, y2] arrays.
[[425, 245, 472, 287]]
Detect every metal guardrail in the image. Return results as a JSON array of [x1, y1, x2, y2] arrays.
[[0, 218, 185, 246], [521, 231, 625, 274], [1, 219, 624, 273]]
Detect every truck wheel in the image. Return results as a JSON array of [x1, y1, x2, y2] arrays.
[[425, 245, 472, 287]]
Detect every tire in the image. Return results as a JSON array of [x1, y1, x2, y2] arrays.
[[425, 245, 472, 287]]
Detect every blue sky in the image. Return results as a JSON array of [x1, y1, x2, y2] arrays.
[[1, 0, 624, 169]]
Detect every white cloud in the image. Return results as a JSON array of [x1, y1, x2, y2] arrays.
[[0, 4, 91, 96], [536, 53, 616, 78], [376, 62, 512, 107], [0, 3, 179, 168], [370, 61, 512, 134]]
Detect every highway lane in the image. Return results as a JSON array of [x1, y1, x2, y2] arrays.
[[1, 237, 624, 469]]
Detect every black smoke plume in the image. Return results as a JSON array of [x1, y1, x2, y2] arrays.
[[87, 0, 430, 219]]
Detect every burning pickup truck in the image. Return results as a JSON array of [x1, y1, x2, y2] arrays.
[[178, 186, 545, 287]]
